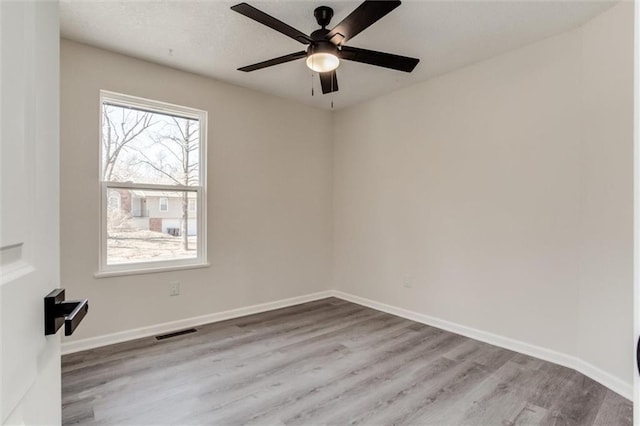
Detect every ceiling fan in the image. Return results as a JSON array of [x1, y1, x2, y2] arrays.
[[231, 0, 420, 95]]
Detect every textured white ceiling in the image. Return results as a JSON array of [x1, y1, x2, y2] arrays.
[[60, 0, 616, 110]]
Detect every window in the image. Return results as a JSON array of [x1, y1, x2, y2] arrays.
[[159, 197, 169, 212], [108, 191, 121, 211], [98, 91, 207, 276]]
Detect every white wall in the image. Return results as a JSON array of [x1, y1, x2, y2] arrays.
[[333, 2, 633, 394], [60, 40, 333, 341]]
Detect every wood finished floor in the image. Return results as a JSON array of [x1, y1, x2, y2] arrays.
[[62, 298, 632, 425]]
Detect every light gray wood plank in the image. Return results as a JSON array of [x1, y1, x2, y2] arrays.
[[213, 326, 452, 425], [539, 372, 608, 426], [593, 389, 634, 426], [61, 298, 632, 426]]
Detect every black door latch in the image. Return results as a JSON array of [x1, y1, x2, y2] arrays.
[[44, 288, 88, 336]]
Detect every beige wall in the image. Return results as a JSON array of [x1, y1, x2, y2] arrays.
[[60, 40, 333, 341], [333, 2, 632, 390], [577, 3, 634, 388]]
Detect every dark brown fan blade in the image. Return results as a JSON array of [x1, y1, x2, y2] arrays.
[[325, 0, 401, 46], [319, 71, 338, 94], [339, 46, 419, 72], [231, 3, 313, 45], [238, 51, 307, 72]]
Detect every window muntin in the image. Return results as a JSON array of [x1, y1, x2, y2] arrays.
[[99, 91, 207, 275]]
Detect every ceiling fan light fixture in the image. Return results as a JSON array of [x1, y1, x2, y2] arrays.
[[306, 52, 340, 73]]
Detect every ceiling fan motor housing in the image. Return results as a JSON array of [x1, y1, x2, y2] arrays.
[[314, 6, 334, 28]]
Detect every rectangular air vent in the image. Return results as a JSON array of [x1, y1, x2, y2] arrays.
[[155, 328, 197, 340]]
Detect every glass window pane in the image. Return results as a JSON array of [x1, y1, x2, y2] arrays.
[[106, 189, 198, 265], [102, 103, 200, 186]]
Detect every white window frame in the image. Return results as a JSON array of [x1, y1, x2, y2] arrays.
[[97, 90, 208, 277], [159, 197, 169, 212]]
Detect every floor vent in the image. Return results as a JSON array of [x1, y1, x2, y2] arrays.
[[155, 328, 197, 340]]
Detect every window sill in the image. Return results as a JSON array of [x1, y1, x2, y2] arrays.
[[94, 262, 210, 279]]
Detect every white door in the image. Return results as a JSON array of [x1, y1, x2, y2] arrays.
[[1, 1, 61, 425], [636, 0, 640, 423]]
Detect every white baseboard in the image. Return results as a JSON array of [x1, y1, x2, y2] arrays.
[[330, 290, 633, 400], [61, 290, 333, 355], [62, 288, 632, 400]]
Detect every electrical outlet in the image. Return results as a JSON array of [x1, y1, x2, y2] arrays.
[[169, 281, 180, 296]]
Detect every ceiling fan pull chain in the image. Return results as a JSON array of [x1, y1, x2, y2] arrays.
[[331, 72, 334, 109], [311, 56, 315, 96]]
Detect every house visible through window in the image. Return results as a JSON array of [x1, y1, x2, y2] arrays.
[[99, 91, 207, 275]]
